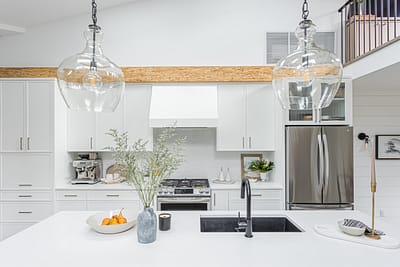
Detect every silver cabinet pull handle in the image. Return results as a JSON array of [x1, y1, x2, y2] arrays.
[[242, 137, 245, 149], [213, 193, 216, 206], [249, 137, 252, 149], [18, 184, 33, 187], [90, 137, 93, 150], [18, 211, 33, 214], [27, 137, 30, 150], [106, 194, 120, 197], [19, 137, 23, 150], [64, 194, 78, 197], [251, 194, 262, 197], [18, 195, 33, 198]]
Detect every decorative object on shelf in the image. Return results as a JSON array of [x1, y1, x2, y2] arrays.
[[240, 154, 263, 180], [272, 0, 343, 118], [224, 167, 232, 182], [86, 209, 137, 234], [375, 135, 400, 160], [107, 127, 185, 243], [218, 166, 224, 181], [57, 0, 125, 112], [249, 159, 274, 182]]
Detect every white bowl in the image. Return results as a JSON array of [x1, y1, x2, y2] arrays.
[[337, 220, 366, 236], [87, 209, 137, 234]]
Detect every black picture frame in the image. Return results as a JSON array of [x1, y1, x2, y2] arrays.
[[375, 135, 400, 160]]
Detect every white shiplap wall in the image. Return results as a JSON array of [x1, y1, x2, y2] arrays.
[[353, 65, 400, 224]]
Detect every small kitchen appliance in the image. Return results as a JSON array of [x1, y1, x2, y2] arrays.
[[157, 178, 211, 211], [72, 157, 102, 185]]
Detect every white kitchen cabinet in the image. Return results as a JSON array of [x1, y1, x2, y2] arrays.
[[217, 84, 275, 151], [229, 189, 283, 211], [211, 190, 229, 210], [1, 202, 54, 222], [87, 200, 141, 212], [124, 85, 153, 150], [56, 201, 87, 211], [0, 80, 54, 152], [96, 98, 125, 150], [286, 79, 352, 125], [1, 153, 53, 190], [67, 110, 96, 151]]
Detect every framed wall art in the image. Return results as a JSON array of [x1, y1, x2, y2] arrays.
[[375, 135, 400, 159], [240, 153, 263, 179]]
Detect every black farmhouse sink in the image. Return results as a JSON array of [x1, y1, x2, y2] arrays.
[[200, 216, 303, 233]]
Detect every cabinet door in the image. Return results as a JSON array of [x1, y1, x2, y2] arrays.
[[1, 153, 53, 189], [216, 85, 246, 151], [211, 190, 229, 210], [56, 201, 87, 211], [124, 85, 153, 150], [67, 110, 96, 151], [26, 81, 53, 152], [96, 97, 125, 150], [1, 202, 54, 222], [1, 81, 25, 152], [246, 84, 275, 151]]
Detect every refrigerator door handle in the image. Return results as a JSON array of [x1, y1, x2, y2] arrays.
[[317, 134, 324, 188], [322, 134, 330, 189]]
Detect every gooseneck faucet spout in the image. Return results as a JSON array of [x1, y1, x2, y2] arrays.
[[241, 178, 253, 238]]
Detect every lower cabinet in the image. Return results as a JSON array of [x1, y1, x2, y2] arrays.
[[55, 189, 141, 212], [1, 222, 36, 240], [211, 189, 283, 211]]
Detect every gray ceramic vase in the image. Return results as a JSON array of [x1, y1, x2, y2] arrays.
[[137, 207, 157, 244]]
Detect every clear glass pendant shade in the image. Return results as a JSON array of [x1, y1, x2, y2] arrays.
[[57, 26, 125, 112], [272, 20, 343, 110]]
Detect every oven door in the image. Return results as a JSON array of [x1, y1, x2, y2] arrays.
[[157, 197, 211, 211]]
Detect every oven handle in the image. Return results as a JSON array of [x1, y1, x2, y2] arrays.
[[157, 197, 210, 203]]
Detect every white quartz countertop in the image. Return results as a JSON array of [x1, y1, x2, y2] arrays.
[[210, 181, 283, 190], [56, 181, 283, 191], [1, 210, 399, 267]]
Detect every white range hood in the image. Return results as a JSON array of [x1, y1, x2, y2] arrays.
[[149, 85, 218, 127]]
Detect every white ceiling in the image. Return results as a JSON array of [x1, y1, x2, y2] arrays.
[[0, 0, 139, 28]]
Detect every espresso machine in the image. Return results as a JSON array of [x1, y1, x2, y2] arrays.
[[71, 154, 102, 184]]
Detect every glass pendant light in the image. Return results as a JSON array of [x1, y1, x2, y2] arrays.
[[57, 0, 125, 112], [272, 0, 343, 113]]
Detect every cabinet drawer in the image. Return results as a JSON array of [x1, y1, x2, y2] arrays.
[[56, 201, 87, 211], [87, 200, 141, 212], [87, 191, 138, 201], [1, 222, 36, 241], [1, 191, 53, 201], [1, 202, 54, 222], [229, 199, 282, 211], [249, 190, 282, 200], [1, 154, 53, 189], [56, 191, 87, 201]]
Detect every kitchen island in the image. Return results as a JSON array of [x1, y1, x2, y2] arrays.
[[0, 210, 399, 267]]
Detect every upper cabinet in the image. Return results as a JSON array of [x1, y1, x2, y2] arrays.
[[286, 79, 352, 125], [67, 84, 153, 151], [217, 84, 275, 151], [0, 80, 54, 152]]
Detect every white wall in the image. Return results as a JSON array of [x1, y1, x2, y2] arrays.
[[353, 63, 400, 224], [0, 0, 343, 67]]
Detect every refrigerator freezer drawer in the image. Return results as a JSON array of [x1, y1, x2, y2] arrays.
[[288, 203, 354, 210]]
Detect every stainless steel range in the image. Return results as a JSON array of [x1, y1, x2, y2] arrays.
[[157, 179, 211, 211]]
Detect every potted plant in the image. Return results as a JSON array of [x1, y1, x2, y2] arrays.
[[107, 127, 185, 244], [249, 159, 274, 182]]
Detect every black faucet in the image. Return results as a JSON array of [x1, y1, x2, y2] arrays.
[[240, 178, 253, 238]]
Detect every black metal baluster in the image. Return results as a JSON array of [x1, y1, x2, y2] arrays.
[[387, 0, 390, 42]]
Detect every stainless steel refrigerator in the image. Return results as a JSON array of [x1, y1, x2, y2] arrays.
[[286, 126, 354, 210]]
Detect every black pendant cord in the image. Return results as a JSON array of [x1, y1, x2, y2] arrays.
[[90, 0, 98, 71], [302, 0, 309, 68]]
